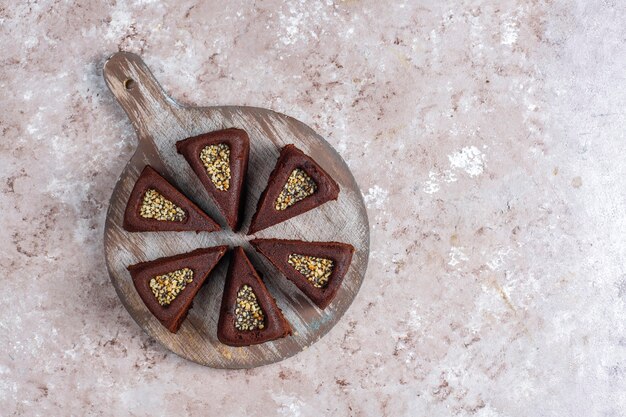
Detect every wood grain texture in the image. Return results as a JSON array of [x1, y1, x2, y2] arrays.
[[102, 52, 370, 369]]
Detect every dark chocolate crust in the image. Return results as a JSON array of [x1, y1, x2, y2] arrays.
[[127, 246, 228, 333], [247, 144, 340, 234], [250, 239, 354, 309], [176, 128, 250, 231], [123, 165, 221, 233], [217, 247, 292, 346]]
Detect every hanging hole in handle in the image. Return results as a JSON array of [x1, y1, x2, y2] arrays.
[[124, 78, 135, 90]]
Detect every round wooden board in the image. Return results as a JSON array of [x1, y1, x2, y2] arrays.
[[103, 52, 370, 369]]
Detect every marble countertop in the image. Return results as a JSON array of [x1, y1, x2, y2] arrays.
[[2, 1, 625, 416]]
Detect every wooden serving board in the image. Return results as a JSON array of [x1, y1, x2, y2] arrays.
[[102, 52, 370, 368]]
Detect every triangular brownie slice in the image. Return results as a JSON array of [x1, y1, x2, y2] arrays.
[[176, 128, 250, 231], [123, 165, 220, 233], [217, 246, 292, 346], [127, 246, 228, 333], [250, 239, 354, 309], [248, 144, 340, 234]]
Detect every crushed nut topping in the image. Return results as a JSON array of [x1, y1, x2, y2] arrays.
[[288, 254, 334, 288], [234, 284, 265, 331], [149, 268, 194, 306], [274, 168, 317, 210], [200, 143, 231, 191], [140, 189, 186, 222]]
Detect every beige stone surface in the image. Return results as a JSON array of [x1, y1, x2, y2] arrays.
[[2, 0, 626, 416]]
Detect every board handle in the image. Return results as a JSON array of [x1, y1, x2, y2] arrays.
[[103, 52, 183, 138]]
